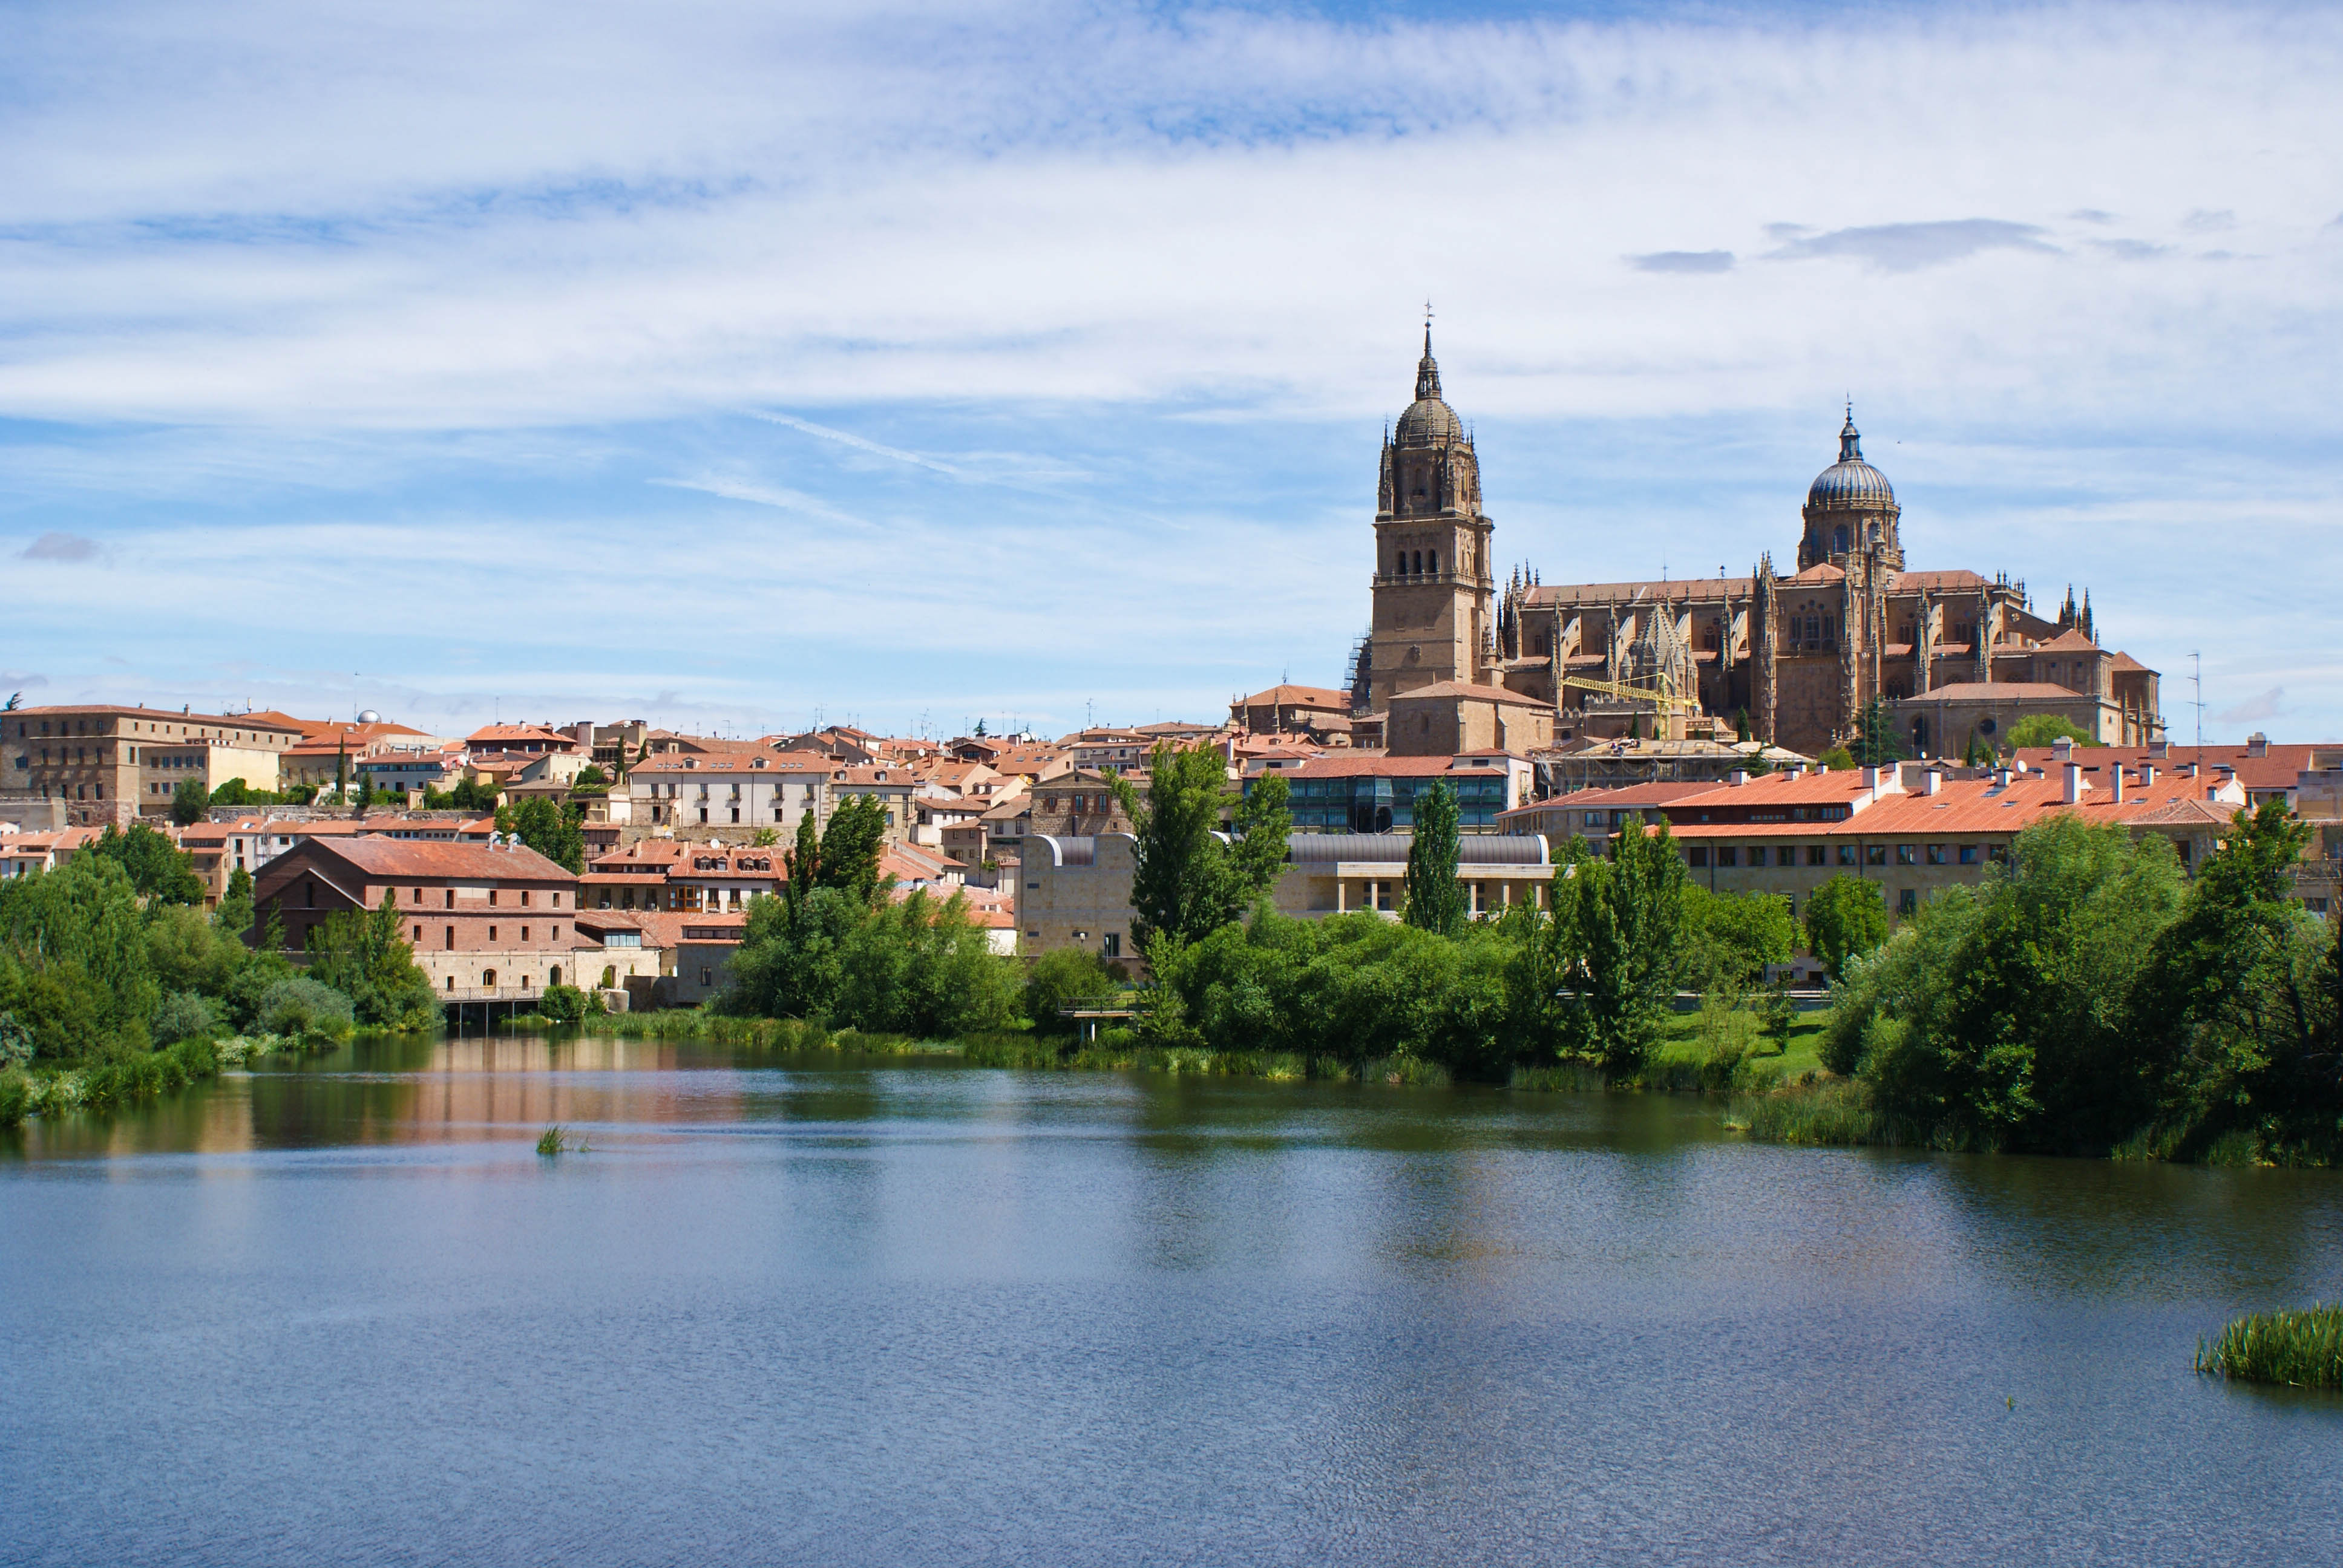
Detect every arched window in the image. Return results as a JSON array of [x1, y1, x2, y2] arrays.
[[483, 969, 497, 990], [1395, 554, 1406, 575], [1427, 550, 1438, 574], [1412, 550, 1422, 574], [549, 966, 562, 987]]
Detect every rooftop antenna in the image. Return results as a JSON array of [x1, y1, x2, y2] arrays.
[[2190, 650, 2205, 750]]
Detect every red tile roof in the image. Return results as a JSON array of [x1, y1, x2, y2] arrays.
[[1388, 681, 1551, 708]]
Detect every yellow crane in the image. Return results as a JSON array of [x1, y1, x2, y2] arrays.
[[1559, 672, 1706, 714]]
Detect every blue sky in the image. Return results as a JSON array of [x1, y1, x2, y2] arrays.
[[2, 1, 2338, 742]]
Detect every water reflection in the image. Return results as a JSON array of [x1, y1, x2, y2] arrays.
[[4, 1033, 2341, 1567]]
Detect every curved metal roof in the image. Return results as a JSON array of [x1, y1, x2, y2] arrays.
[[1286, 832, 1550, 866]]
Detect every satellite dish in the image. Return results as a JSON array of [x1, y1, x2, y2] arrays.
[[357, 709, 382, 724]]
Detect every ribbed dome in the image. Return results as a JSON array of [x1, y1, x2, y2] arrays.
[[1807, 409, 1895, 509], [1395, 396, 1463, 446], [1393, 328, 1466, 448]]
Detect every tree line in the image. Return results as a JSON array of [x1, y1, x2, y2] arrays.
[[1821, 803, 2341, 1159], [0, 824, 441, 1104]]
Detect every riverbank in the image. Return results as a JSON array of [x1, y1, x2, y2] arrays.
[[1, 1030, 393, 1128]]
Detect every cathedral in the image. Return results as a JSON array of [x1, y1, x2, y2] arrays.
[[1358, 330, 2164, 760]]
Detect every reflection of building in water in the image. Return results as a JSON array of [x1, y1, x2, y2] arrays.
[[249, 836, 661, 1006]]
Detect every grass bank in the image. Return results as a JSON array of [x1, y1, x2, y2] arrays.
[[1, 1037, 222, 1126], [0, 1029, 355, 1128], [2197, 1305, 2343, 1389]]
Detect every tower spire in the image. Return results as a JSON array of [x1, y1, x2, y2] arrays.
[[1416, 305, 1441, 401], [1839, 400, 1862, 462]]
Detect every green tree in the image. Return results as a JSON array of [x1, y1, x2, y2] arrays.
[[1024, 946, 1120, 1033], [1547, 816, 1684, 1073], [750, 826, 780, 847], [505, 795, 585, 873], [1853, 697, 1909, 766], [170, 777, 211, 826], [216, 866, 257, 941], [2005, 714, 2100, 751], [788, 812, 820, 910], [304, 893, 441, 1029], [723, 885, 1017, 1035], [206, 777, 276, 809], [1831, 817, 2185, 1150], [1227, 771, 1292, 906], [1814, 745, 1857, 772], [1403, 779, 1466, 936], [2132, 802, 2334, 1155], [85, 822, 206, 905], [1804, 874, 1890, 981], [1679, 885, 1797, 991], [816, 795, 890, 903], [574, 763, 611, 792], [0, 856, 160, 1058], [1112, 741, 1240, 945]]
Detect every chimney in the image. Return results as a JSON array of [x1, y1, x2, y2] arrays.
[[1920, 769, 1942, 796], [1861, 764, 1881, 791], [2141, 765, 2157, 789], [2148, 739, 2169, 759], [2111, 766, 2125, 804], [1729, 769, 1750, 786], [2063, 762, 2086, 804], [1993, 766, 2011, 788], [2052, 735, 2074, 763], [2248, 731, 2269, 759]]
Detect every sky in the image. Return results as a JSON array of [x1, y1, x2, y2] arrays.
[[1, 0, 2338, 743]]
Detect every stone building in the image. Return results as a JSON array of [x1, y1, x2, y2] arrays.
[[3, 705, 304, 828], [1349, 337, 2166, 761]]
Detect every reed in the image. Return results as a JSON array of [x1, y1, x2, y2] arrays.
[[1732, 1077, 1886, 1146], [2196, 1305, 2343, 1388], [535, 1125, 588, 1155]]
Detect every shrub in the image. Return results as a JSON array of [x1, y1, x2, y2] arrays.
[[538, 984, 591, 1025], [150, 990, 220, 1046], [257, 976, 356, 1039], [1024, 948, 1119, 1032], [0, 1010, 30, 1070], [0, 1068, 27, 1127]]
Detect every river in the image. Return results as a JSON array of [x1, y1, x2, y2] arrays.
[[4, 1034, 2340, 1566]]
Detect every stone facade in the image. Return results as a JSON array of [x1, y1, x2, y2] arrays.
[[1365, 330, 1497, 710], [4, 705, 303, 828], [1352, 338, 2167, 762]]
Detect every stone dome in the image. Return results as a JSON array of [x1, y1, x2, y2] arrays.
[[1806, 410, 1896, 509], [1393, 330, 1466, 448]]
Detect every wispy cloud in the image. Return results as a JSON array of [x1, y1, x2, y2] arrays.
[[19, 530, 101, 561], [647, 477, 871, 529], [747, 411, 966, 478], [1628, 249, 1734, 275], [1762, 219, 2060, 273], [2215, 686, 2286, 725]]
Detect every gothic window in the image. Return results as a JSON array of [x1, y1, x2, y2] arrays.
[[1428, 550, 1438, 575], [1412, 550, 1422, 575], [1395, 554, 1406, 576]]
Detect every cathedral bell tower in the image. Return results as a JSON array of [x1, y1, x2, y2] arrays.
[[1367, 328, 1497, 708]]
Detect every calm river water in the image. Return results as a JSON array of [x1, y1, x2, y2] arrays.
[[4, 1035, 2341, 1566]]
